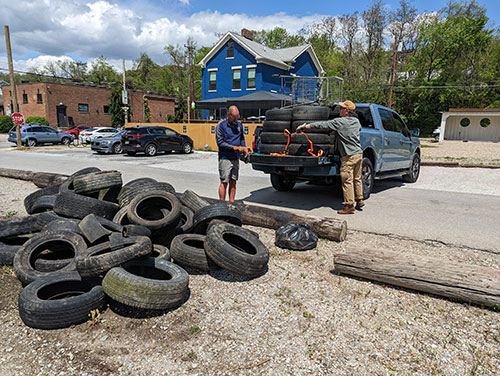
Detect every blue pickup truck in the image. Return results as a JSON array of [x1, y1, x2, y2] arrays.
[[250, 103, 421, 199]]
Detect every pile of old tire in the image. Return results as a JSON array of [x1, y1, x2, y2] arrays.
[[259, 105, 336, 156], [1, 168, 269, 329]]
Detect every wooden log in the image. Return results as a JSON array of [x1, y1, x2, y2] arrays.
[[32, 172, 68, 188], [203, 197, 347, 242], [334, 247, 500, 307], [0, 168, 34, 181]]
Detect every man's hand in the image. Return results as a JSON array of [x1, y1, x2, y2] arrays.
[[296, 123, 310, 132], [233, 146, 248, 153]]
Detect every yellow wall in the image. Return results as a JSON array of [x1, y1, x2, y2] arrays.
[[125, 122, 262, 151]]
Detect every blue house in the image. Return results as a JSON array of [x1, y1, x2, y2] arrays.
[[197, 29, 324, 120]]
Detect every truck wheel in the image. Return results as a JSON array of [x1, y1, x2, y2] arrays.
[[402, 154, 420, 183], [270, 173, 296, 192], [361, 158, 375, 200]]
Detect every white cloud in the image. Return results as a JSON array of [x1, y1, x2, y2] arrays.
[[0, 0, 326, 68]]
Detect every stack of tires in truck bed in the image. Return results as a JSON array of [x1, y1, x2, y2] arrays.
[[259, 105, 336, 156]]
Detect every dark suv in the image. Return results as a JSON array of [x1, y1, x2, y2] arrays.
[[122, 126, 194, 156]]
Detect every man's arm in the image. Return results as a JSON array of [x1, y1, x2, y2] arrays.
[[216, 122, 237, 151], [297, 118, 341, 132]]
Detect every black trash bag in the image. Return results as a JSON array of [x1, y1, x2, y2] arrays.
[[275, 222, 318, 251]]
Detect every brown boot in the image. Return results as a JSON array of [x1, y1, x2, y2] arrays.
[[355, 200, 365, 210], [337, 204, 355, 214]]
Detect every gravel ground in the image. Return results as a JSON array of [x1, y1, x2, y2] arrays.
[[1, 177, 500, 376], [421, 139, 500, 166]]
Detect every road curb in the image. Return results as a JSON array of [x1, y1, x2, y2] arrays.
[[422, 161, 500, 169]]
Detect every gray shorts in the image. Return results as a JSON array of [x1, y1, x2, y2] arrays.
[[219, 159, 239, 183]]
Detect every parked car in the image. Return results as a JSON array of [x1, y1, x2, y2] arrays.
[[8, 124, 72, 147], [432, 126, 441, 141], [91, 130, 126, 154], [61, 125, 94, 139], [122, 126, 194, 156], [251, 103, 421, 199], [79, 127, 120, 143]]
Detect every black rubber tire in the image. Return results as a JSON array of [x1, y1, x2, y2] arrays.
[[260, 132, 289, 144], [126, 151, 136, 156], [43, 219, 82, 235], [259, 144, 288, 154], [181, 142, 193, 154], [291, 120, 333, 134], [78, 214, 112, 244], [27, 138, 37, 147], [24, 185, 61, 214], [30, 195, 57, 214], [97, 186, 121, 203], [112, 142, 122, 154], [76, 236, 152, 277], [118, 181, 176, 208], [170, 234, 213, 272], [113, 206, 131, 225], [176, 206, 194, 234], [292, 105, 330, 121], [270, 173, 296, 191], [150, 244, 171, 261], [59, 167, 101, 194], [73, 171, 122, 195], [205, 222, 269, 277], [402, 154, 421, 183], [123, 225, 151, 238], [18, 271, 106, 329], [13, 231, 85, 286], [0, 214, 43, 238], [123, 177, 157, 188], [192, 203, 242, 235], [0, 242, 21, 265], [35, 211, 62, 228], [265, 108, 292, 121], [145, 143, 158, 156], [102, 257, 189, 310], [54, 191, 119, 220], [287, 143, 335, 156], [290, 132, 335, 144], [362, 157, 375, 200], [262, 120, 290, 133], [61, 136, 71, 145], [179, 190, 210, 212], [127, 191, 181, 231]]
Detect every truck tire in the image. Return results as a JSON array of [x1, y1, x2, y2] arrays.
[[24, 185, 61, 214], [262, 120, 290, 132], [59, 167, 101, 194], [18, 271, 106, 329], [260, 132, 289, 144], [362, 157, 375, 200], [270, 173, 296, 191], [102, 257, 189, 310], [288, 143, 335, 156], [170, 234, 213, 272], [292, 105, 330, 121], [54, 191, 120, 220], [265, 108, 292, 121], [179, 190, 210, 212], [30, 195, 57, 214], [291, 120, 332, 134], [123, 177, 157, 188], [192, 203, 242, 234], [73, 171, 123, 195], [259, 144, 288, 154], [118, 181, 175, 208], [204, 222, 269, 278], [127, 191, 181, 231], [402, 154, 420, 183], [0, 214, 43, 238], [291, 132, 335, 144]]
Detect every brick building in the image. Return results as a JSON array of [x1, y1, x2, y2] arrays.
[[1, 82, 176, 128]]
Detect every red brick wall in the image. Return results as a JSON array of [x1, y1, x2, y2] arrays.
[[129, 92, 175, 123]]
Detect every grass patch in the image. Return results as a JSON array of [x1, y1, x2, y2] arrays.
[[421, 144, 438, 148], [0, 211, 17, 219]]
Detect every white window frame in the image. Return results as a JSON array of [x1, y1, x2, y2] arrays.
[[246, 65, 257, 90], [232, 67, 242, 91], [208, 68, 218, 92]]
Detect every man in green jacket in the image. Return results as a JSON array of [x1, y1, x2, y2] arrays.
[[297, 100, 364, 214]]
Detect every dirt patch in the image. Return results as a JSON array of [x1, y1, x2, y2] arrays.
[[1, 177, 499, 375], [421, 139, 500, 167]]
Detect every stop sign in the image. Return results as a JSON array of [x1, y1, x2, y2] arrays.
[[11, 112, 24, 125]]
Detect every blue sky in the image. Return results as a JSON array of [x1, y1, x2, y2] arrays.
[[0, 0, 498, 73]]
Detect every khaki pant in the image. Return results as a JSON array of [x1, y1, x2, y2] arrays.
[[340, 153, 363, 205]]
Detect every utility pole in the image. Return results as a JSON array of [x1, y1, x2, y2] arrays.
[[184, 38, 195, 122], [121, 59, 128, 127], [4, 25, 21, 147]]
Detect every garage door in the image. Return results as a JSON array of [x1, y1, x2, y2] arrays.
[[445, 116, 500, 141]]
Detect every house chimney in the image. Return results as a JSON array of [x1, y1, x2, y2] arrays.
[[241, 28, 254, 41]]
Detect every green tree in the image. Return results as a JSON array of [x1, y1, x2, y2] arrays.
[[253, 27, 305, 48], [25, 116, 49, 125], [0, 115, 14, 133], [87, 56, 120, 84], [109, 87, 125, 128]]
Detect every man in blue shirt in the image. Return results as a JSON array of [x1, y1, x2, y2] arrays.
[[216, 105, 251, 202]]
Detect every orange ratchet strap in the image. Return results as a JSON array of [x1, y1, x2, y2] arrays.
[[270, 129, 324, 157]]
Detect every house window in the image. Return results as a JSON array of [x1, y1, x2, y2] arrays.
[[103, 105, 110, 114], [22, 93, 28, 104], [209, 71, 217, 91], [227, 41, 234, 58], [247, 68, 256, 89], [37, 93, 43, 104], [232, 68, 241, 90], [78, 103, 89, 113]]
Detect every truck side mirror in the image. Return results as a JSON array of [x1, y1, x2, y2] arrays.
[[410, 128, 420, 137]]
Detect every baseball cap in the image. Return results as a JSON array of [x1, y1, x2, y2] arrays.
[[338, 100, 356, 112]]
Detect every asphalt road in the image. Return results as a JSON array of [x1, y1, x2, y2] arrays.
[[1, 141, 499, 252]]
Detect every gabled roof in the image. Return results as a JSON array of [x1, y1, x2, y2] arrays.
[[198, 32, 324, 74]]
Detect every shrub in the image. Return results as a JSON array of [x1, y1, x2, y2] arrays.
[[0, 115, 14, 133], [25, 116, 49, 126]]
